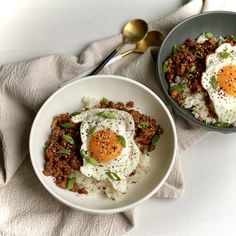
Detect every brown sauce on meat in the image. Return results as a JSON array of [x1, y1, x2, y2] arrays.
[[43, 100, 163, 193], [99, 100, 163, 152], [43, 113, 87, 194], [165, 36, 236, 119]]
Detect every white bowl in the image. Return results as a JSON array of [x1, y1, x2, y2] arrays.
[[29, 75, 177, 214]]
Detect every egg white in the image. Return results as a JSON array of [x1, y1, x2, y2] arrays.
[[201, 43, 236, 124], [71, 108, 142, 193]]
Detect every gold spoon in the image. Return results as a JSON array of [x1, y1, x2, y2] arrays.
[[88, 19, 148, 75], [122, 31, 164, 56], [106, 31, 164, 65]]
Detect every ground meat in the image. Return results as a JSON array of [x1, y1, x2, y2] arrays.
[[43, 100, 163, 193], [169, 87, 183, 101], [165, 35, 236, 118], [99, 100, 163, 152], [43, 113, 86, 194]]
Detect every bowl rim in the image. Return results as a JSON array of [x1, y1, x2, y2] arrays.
[[29, 74, 178, 214], [157, 10, 236, 133]]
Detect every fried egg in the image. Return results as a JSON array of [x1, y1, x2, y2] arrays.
[[71, 108, 142, 193], [201, 43, 236, 124]]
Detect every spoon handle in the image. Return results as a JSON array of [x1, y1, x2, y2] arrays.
[[88, 48, 119, 75], [106, 54, 123, 66]]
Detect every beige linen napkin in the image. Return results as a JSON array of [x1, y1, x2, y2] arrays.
[[0, 0, 235, 235]]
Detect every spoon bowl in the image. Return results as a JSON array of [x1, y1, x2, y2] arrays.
[[122, 31, 164, 56], [122, 19, 149, 44], [88, 19, 148, 75], [136, 31, 164, 52]]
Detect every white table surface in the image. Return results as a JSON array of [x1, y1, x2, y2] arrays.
[[1, 1, 236, 235]]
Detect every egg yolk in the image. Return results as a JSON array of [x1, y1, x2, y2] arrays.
[[217, 65, 236, 96], [89, 129, 123, 163]]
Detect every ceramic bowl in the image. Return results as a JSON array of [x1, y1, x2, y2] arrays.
[[30, 75, 177, 213], [157, 11, 236, 133]]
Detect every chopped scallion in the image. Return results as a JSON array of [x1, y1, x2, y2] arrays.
[[58, 148, 70, 156], [190, 64, 196, 72], [213, 122, 230, 128], [195, 51, 203, 59], [171, 84, 184, 93], [43, 144, 47, 153], [61, 122, 74, 129], [70, 111, 79, 117], [143, 148, 148, 155], [67, 177, 75, 190], [219, 51, 230, 59], [187, 74, 194, 80], [217, 38, 223, 45], [172, 44, 180, 55], [80, 149, 97, 165], [163, 60, 169, 73], [106, 171, 121, 181], [205, 32, 214, 39], [62, 134, 75, 145], [210, 75, 218, 90], [97, 110, 116, 119], [151, 134, 160, 145], [88, 126, 96, 136], [101, 97, 110, 104], [117, 135, 126, 147], [137, 121, 149, 128]]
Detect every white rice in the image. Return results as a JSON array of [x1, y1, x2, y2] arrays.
[[74, 97, 151, 201], [74, 150, 150, 201], [176, 79, 217, 124], [172, 33, 236, 126], [171, 33, 221, 125]]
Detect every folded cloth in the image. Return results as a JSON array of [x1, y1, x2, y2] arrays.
[[0, 0, 235, 235]]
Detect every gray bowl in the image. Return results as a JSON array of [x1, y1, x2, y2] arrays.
[[157, 11, 236, 133]]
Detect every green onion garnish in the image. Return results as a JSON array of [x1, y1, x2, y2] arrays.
[[117, 135, 126, 147], [163, 60, 169, 73], [137, 121, 149, 129], [67, 177, 75, 190], [217, 38, 223, 45], [97, 110, 116, 119], [80, 149, 97, 165], [143, 148, 148, 155], [172, 44, 180, 55], [101, 97, 110, 104], [62, 134, 75, 145], [88, 126, 96, 136], [106, 171, 121, 181], [213, 122, 230, 128], [187, 74, 194, 80], [205, 32, 214, 39], [171, 84, 184, 93], [70, 111, 79, 117], [58, 148, 70, 156], [219, 51, 230, 59], [190, 64, 196, 72], [151, 134, 160, 145], [210, 75, 218, 90], [43, 144, 47, 153], [61, 122, 74, 129], [232, 36, 236, 43], [195, 51, 203, 59]]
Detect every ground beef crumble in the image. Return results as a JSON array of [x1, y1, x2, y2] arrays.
[[99, 100, 163, 153], [165, 35, 236, 119], [43, 99, 163, 193], [43, 113, 87, 193]]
